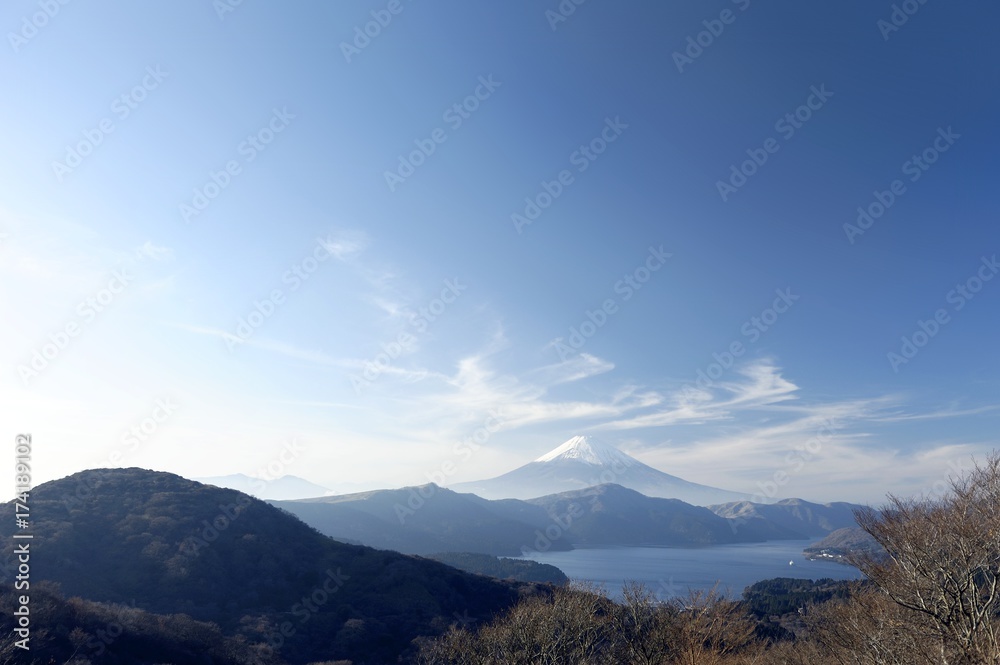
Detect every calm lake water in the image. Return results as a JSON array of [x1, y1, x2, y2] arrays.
[[518, 540, 864, 600]]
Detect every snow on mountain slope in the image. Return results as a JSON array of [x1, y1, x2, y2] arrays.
[[450, 435, 752, 505], [534, 435, 635, 466]]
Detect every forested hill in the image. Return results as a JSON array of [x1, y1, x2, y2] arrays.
[[0, 468, 544, 664]]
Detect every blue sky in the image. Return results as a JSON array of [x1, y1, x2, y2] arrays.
[[2, 0, 998, 503]]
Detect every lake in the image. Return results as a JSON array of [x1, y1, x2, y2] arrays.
[[517, 540, 864, 600]]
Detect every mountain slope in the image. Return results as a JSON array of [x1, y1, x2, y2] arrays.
[[273, 483, 570, 556], [450, 435, 750, 504], [424, 552, 569, 584], [0, 583, 269, 665], [0, 468, 543, 664], [804, 526, 883, 564], [525, 483, 793, 548], [710, 498, 861, 538]]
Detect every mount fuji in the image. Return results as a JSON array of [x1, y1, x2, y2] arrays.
[[449, 435, 751, 505]]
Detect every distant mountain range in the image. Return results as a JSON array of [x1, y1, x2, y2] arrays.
[[275, 480, 863, 555], [449, 435, 752, 505], [709, 498, 862, 537], [193, 472, 331, 500], [273, 484, 571, 556], [193, 436, 864, 563]]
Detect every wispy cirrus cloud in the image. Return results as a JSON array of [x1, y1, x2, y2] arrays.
[[597, 359, 799, 431], [872, 404, 1000, 423], [358, 345, 658, 442], [527, 353, 616, 386]]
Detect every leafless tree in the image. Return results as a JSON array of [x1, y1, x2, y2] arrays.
[[419, 584, 617, 664], [609, 581, 676, 665], [666, 586, 763, 665], [851, 453, 1000, 664], [799, 586, 939, 665]]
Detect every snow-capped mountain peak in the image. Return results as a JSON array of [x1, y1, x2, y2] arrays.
[[534, 435, 631, 466], [451, 434, 752, 504]]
